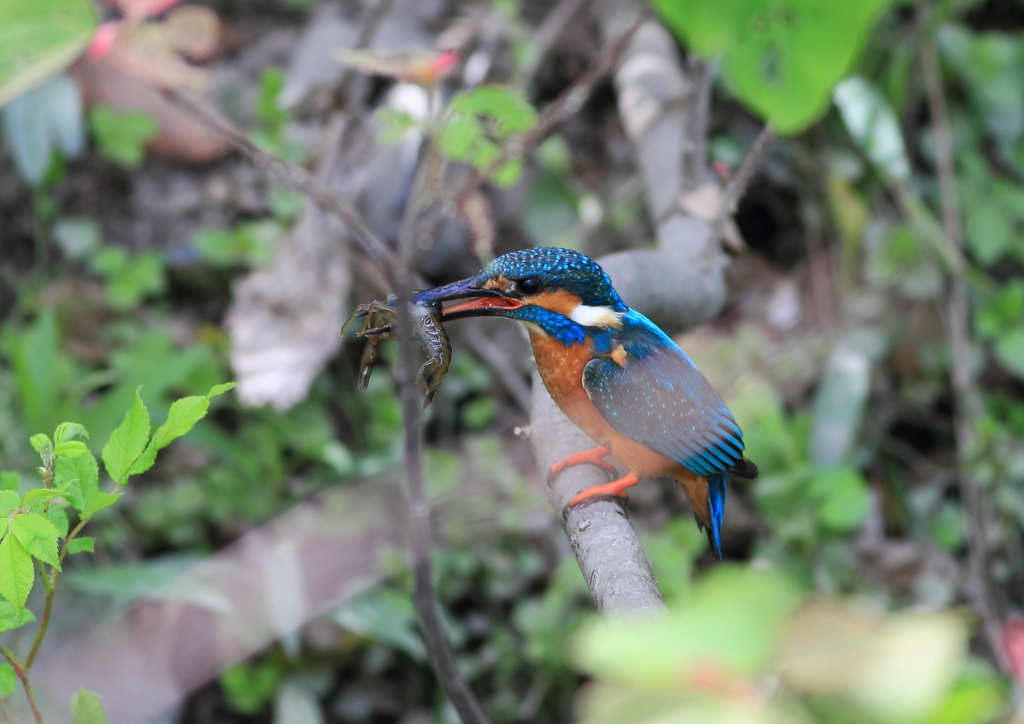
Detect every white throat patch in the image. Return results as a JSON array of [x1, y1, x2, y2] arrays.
[[569, 304, 624, 328]]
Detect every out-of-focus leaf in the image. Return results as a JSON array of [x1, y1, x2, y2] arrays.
[[88, 104, 158, 167], [866, 222, 944, 299], [781, 602, 964, 719], [834, 76, 910, 180], [806, 465, 870, 531], [976, 282, 1024, 339], [0, 473, 18, 492], [653, 0, 893, 135], [809, 336, 878, 467], [0, 0, 97, 107], [575, 567, 800, 688], [1, 75, 85, 184], [0, 601, 35, 633], [0, 664, 14, 698], [220, 659, 285, 715], [965, 198, 1013, 267], [994, 327, 1024, 380], [0, 491, 21, 515], [67, 537, 95, 554], [70, 688, 108, 724], [448, 85, 537, 136], [334, 586, 426, 661], [274, 677, 325, 724], [938, 25, 1024, 150]]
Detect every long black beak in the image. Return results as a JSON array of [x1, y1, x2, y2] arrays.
[[410, 276, 524, 321]]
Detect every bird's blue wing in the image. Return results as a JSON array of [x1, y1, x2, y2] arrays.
[[582, 337, 746, 478]]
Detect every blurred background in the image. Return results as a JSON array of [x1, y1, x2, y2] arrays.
[[2, 0, 1024, 722]]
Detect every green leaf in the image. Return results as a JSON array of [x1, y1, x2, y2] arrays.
[[833, 76, 910, 180], [0, 663, 14, 698], [67, 537, 94, 554], [71, 689, 108, 724], [88, 105, 158, 167], [102, 391, 151, 484], [11, 513, 61, 569], [0, 0, 97, 107], [0, 535, 35, 612], [0, 473, 18, 492], [143, 383, 237, 462], [994, 327, 1024, 380], [0, 491, 21, 516], [82, 491, 121, 519], [54, 440, 89, 458], [55, 451, 99, 512], [47, 505, 69, 538], [54, 421, 88, 445], [449, 85, 537, 136], [22, 488, 65, 507], [654, 0, 894, 135], [53, 218, 100, 260], [966, 198, 1013, 267], [2, 75, 85, 185], [29, 434, 50, 454], [575, 567, 800, 687], [0, 601, 36, 633], [807, 465, 871, 531]]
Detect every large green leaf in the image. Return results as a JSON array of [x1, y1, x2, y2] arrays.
[[71, 689, 108, 724], [0, 0, 98, 107], [56, 450, 99, 512], [653, 0, 894, 134], [102, 390, 151, 484], [0, 535, 35, 612]]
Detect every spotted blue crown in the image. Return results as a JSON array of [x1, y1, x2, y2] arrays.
[[482, 248, 627, 311]]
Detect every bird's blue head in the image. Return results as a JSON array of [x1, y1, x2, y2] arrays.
[[411, 248, 628, 342]]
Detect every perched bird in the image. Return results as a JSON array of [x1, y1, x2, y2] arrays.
[[411, 247, 758, 558]]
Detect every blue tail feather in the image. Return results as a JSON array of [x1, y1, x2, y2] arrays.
[[707, 474, 727, 560]]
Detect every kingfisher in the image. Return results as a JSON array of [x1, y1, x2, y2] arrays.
[[409, 247, 758, 558]]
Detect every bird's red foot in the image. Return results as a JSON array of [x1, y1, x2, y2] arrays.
[[562, 472, 642, 518], [547, 446, 615, 482]]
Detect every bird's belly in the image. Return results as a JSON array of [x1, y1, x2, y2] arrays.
[[529, 330, 679, 478]]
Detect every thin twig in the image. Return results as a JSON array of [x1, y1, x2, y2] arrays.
[[516, 0, 591, 85], [1, 699, 17, 724], [392, 100, 494, 724], [685, 56, 715, 190], [163, 88, 398, 276], [709, 123, 774, 243], [920, 31, 1003, 663]]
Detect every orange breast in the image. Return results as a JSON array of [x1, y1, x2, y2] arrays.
[[528, 329, 711, 524]]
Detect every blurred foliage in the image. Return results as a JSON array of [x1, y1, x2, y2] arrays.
[[0, 0, 1023, 722]]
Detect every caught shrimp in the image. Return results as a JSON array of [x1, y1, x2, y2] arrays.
[[342, 294, 452, 407]]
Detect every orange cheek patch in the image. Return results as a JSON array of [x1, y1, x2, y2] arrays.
[[530, 290, 581, 316]]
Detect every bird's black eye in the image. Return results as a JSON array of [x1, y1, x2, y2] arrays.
[[518, 277, 541, 295]]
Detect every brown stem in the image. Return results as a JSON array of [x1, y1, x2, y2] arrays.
[[390, 98, 493, 724], [920, 28, 1003, 662], [0, 647, 43, 724], [23, 580, 53, 671], [709, 123, 774, 243]]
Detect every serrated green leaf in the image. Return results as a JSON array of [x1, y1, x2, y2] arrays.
[[67, 537, 94, 555], [29, 434, 50, 453], [22, 489, 65, 507], [149, 395, 209, 451], [0, 473, 18, 492], [208, 382, 237, 398], [0, 601, 35, 634], [71, 688, 108, 724], [82, 491, 121, 519], [654, 0, 894, 135], [11, 513, 60, 569], [0, 663, 13, 698], [102, 391, 151, 484], [0, 535, 35, 612], [54, 440, 88, 458], [47, 506, 69, 538], [56, 451, 98, 512], [54, 422, 88, 445], [0, 491, 20, 516]]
